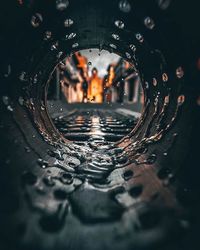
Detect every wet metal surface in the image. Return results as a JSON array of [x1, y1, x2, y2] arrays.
[[53, 109, 138, 142], [0, 107, 191, 250]]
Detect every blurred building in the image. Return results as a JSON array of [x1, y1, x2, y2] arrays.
[[104, 58, 143, 105]]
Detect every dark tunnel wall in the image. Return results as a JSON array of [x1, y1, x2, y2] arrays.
[[0, 1, 200, 250]]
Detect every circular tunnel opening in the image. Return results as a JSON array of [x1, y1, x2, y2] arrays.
[[46, 48, 144, 144]]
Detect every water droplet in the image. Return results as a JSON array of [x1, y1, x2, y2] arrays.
[[2, 96, 9, 106], [57, 51, 64, 59], [72, 43, 79, 48], [157, 0, 171, 10], [31, 13, 43, 28], [129, 44, 136, 52], [135, 33, 144, 43], [176, 66, 184, 78], [66, 32, 76, 40], [19, 71, 27, 81], [24, 146, 31, 153], [119, 0, 131, 13], [152, 77, 157, 86], [6, 105, 13, 112], [125, 52, 131, 59], [164, 95, 170, 104], [47, 150, 64, 161], [44, 31, 52, 40], [177, 95, 185, 105], [145, 81, 149, 89], [18, 96, 24, 106], [144, 17, 155, 29], [41, 105, 45, 111], [129, 185, 143, 198], [146, 154, 157, 164], [112, 33, 120, 40], [123, 169, 134, 181], [162, 72, 168, 82], [64, 18, 74, 27], [56, 0, 69, 11], [114, 20, 125, 29], [110, 44, 117, 49], [37, 158, 49, 168], [51, 43, 58, 51], [43, 176, 55, 187], [60, 172, 73, 184], [4, 64, 11, 77]]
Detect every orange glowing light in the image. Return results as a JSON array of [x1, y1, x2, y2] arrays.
[[88, 69, 103, 103]]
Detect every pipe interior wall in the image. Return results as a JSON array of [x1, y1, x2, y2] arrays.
[[0, 1, 200, 250]]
